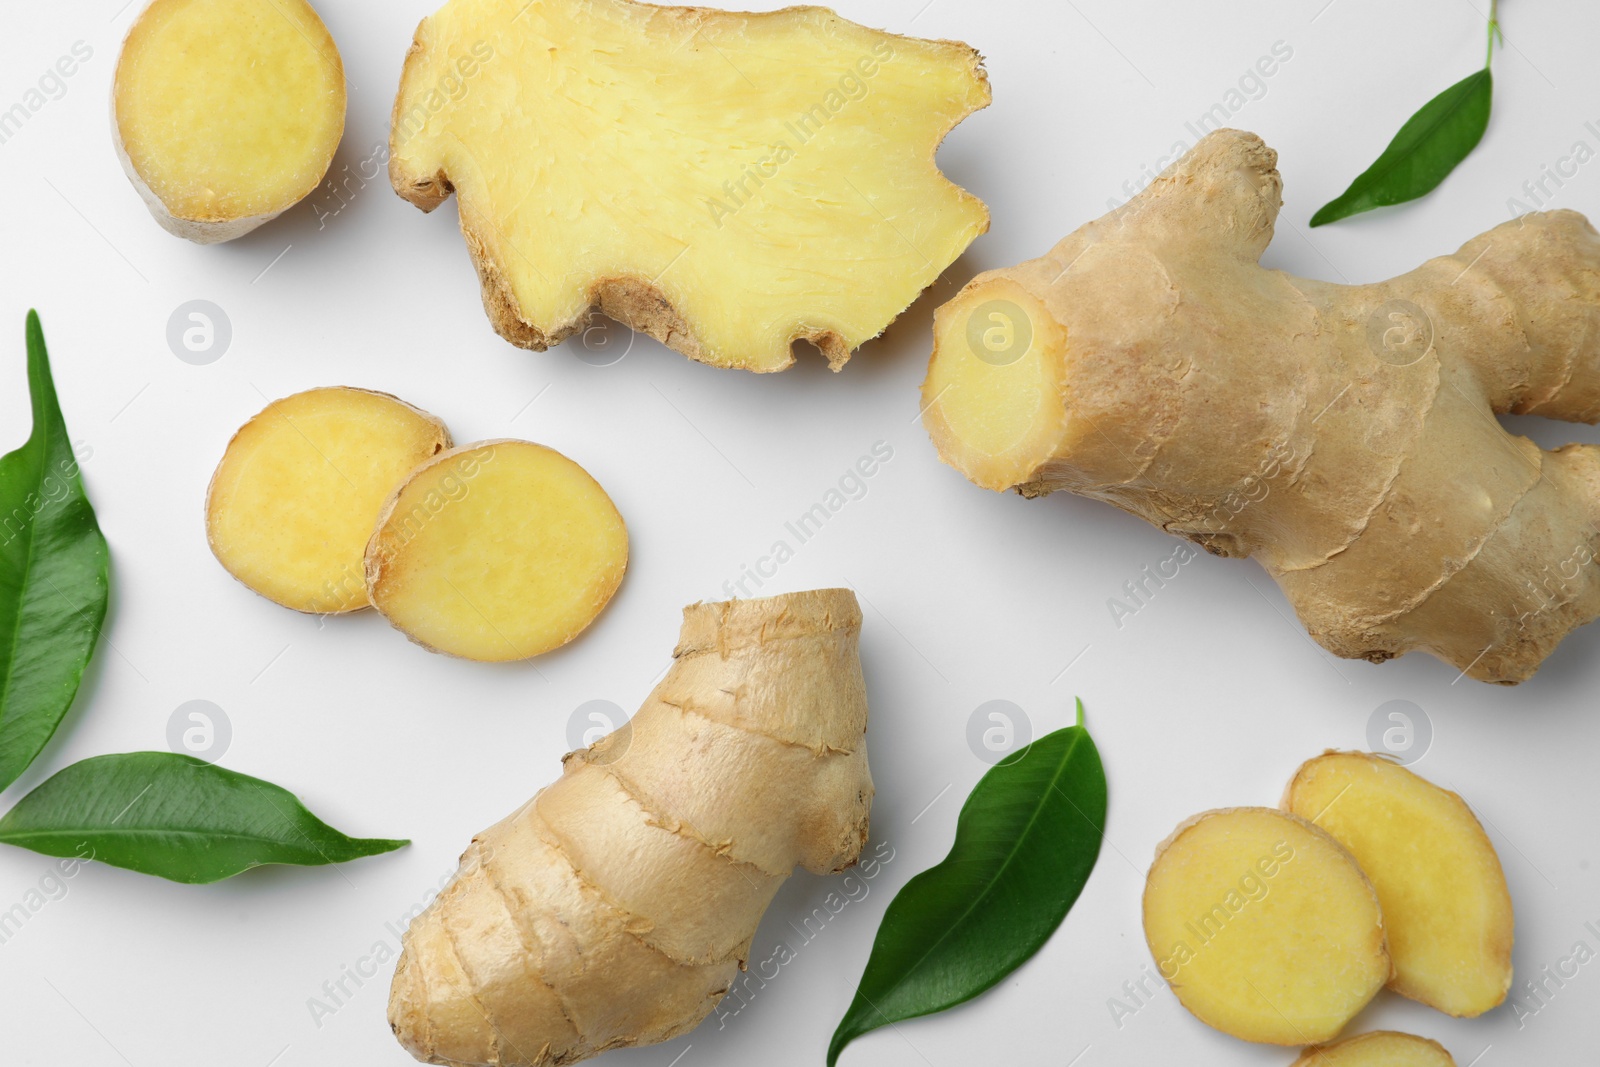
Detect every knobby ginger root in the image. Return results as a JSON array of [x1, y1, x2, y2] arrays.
[[389, 0, 989, 371], [206, 388, 450, 613], [114, 0, 346, 243], [365, 441, 627, 660], [388, 589, 874, 1065], [1289, 1030, 1456, 1066], [922, 128, 1600, 683], [1142, 807, 1389, 1045], [1284, 752, 1513, 1017]]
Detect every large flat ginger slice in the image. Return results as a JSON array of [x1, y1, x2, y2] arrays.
[[388, 590, 874, 1066], [114, 0, 346, 243], [364, 440, 627, 660], [1284, 752, 1513, 1017], [923, 128, 1600, 683], [389, 0, 989, 371], [1290, 1030, 1456, 1066], [1143, 807, 1389, 1046], [206, 388, 450, 614]]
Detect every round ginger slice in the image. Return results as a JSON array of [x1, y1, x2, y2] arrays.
[[114, 0, 346, 243], [206, 387, 451, 614], [365, 441, 627, 661], [1143, 807, 1389, 1046], [1290, 1030, 1456, 1066], [1283, 752, 1514, 1017]]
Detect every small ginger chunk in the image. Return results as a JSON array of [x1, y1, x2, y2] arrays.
[[114, 0, 346, 242]]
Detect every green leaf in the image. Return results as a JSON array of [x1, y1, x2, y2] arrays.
[[0, 752, 408, 883], [1310, 68, 1493, 226], [827, 702, 1107, 1065], [0, 312, 109, 792]]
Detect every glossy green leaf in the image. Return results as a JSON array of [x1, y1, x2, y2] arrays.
[[0, 752, 408, 883], [1310, 68, 1493, 226], [828, 702, 1107, 1065], [0, 312, 109, 792]]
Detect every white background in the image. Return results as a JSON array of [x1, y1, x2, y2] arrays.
[[2, 0, 1597, 1064]]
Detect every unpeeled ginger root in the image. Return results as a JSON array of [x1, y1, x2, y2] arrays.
[[114, 0, 346, 243], [388, 589, 874, 1065], [1142, 807, 1389, 1045], [206, 387, 450, 613], [390, 0, 989, 371], [922, 129, 1600, 683], [1284, 752, 1513, 1017], [1289, 1030, 1456, 1067]]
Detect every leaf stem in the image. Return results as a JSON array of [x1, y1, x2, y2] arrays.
[[1485, 0, 1501, 69]]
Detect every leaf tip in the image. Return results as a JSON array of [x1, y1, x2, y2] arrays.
[[825, 1027, 849, 1067], [1074, 697, 1085, 729]]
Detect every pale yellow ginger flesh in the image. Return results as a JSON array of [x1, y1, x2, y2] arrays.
[[1143, 807, 1389, 1046], [114, 0, 346, 243], [922, 128, 1600, 683], [1284, 752, 1513, 1017], [365, 440, 627, 661], [389, 0, 989, 371], [1290, 1030, 1456, 1067], [206, 388, 450, 614], [388, 590, 874, 1066]]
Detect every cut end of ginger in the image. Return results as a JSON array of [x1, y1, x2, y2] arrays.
[[1290, 1030, 1456, 1067], [922, 277, 1067, 490], [1143, 807, 1389, 1046], [1283, 752, 1514, 1017], [365, 440, 628, 661], [206, 388, 451, 614], [389, 0, 990, 371], [114, 0, 346, 243]]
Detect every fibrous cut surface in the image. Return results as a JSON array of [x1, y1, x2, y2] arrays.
[[390, 0, 990, 371], [206, 387, 450, 614], [1284, 752, 1513, 1017], [365, 440, 627, 660], [114, 0, 345, 237], [1290, 1030, 1456, 1067], [1143, 807, 1389, 1045]]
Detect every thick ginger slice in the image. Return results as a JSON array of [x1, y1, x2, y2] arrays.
[[923, 129, 1600, 683], [1143, 807, 1389, 1046], [1284, 752, 1513, 1017], [388, 590, 874, 1066], [364, 440, 627, 660], [205, 388, 450, 614], [114, 0, 346, 243], [1290, 1030, 1456, 1066], [389, 0, 989, 371]]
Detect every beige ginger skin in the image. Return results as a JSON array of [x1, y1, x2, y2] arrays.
[[923, 129, 1600, 684], [389, 589, 873, 1066]]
